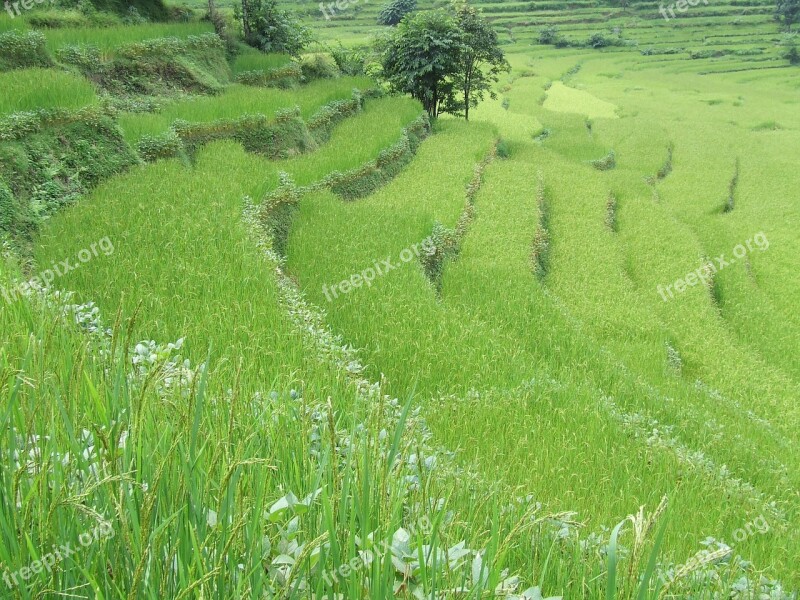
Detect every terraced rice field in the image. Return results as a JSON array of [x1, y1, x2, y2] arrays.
[[1, 0, 798, 598]]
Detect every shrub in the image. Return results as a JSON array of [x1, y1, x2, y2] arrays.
[[378, 0, 417, 26], [298, 53, 340, 81], [591, 150, 616, 171], [496, 138, 510, 158], [137, 131, 184, 162], [241, 0, 312, 56], [329, 43, 368, 75], [538, 25, 560, 45], [785, 45, 800, 64], [587, 32, 613, 48], [0, 31, 53, 72]]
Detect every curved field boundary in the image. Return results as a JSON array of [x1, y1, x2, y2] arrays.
[[420, 144, 498, 293], [259, 112, 431, 257], [137, 89, 378, 162]]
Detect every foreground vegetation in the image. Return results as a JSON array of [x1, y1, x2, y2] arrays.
[[0, 0, 798, 597]]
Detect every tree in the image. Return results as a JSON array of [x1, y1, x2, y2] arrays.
[[776, 0, 800, 31], [450, 1, 509, 121], [378, 10, 463, 119], [239, 0, 311, 56], [377, 0, 416, 26]]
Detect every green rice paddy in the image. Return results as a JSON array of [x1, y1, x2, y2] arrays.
[[1, 0, 798, 597]]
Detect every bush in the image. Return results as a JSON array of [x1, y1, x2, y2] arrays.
[[241, 0, 312, 56], [785, 45, 800, 64], [378, 0, 417, 26], [496, 138, 510, 158], [587, 32, 612, 48], [298, 53, 340, 82], [591, 150, 617, 171], [329, 43, 368, 76], [538, 26, 560, 45], [0, 31, 53, 72]]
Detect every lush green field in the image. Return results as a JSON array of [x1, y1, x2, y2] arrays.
[[1, 0, 799, 597], [118, 76, 374, 143], [41, 21, 214, 54], [0, 68, 97, 115]]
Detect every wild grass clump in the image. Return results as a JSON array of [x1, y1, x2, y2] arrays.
[[531, 176, 550, 280], [605, 191, 618, 232], [299, 53, 341, 81], [723, 157, 740, 213], [496, 138, 511, 158], [591, 149, 616, 171], [259, 173, 301, 258], [657, 142, 674, 180]]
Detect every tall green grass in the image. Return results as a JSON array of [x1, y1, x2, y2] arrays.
[[232, 47, 293, 74], [42, 22, 213, 55], [0, 68, 96, 115], [118, 76, 373, 144]]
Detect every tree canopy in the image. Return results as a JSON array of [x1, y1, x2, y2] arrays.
[[239, 0, 311, 56], [776, 0, 800, 32], [377, 1, 509, 120], [377, 0, 417, 26]]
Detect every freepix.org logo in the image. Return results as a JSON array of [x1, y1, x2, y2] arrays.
[[4, 0, 55, 19], [1, 237, 115, 305], [2, 519, 114, 590]]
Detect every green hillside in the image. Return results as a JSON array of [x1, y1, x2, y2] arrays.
[[0, 0, 798, 597]]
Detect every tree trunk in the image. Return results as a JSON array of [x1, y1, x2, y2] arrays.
[[242, 0, 251, 40]]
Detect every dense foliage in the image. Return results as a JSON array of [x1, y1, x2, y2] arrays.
[[775, 0, 800, 31], [377, 2, 507, 120], [377, 0, 417, 26], [239, 0, 312, 56], [450, 1, 509, 121]]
